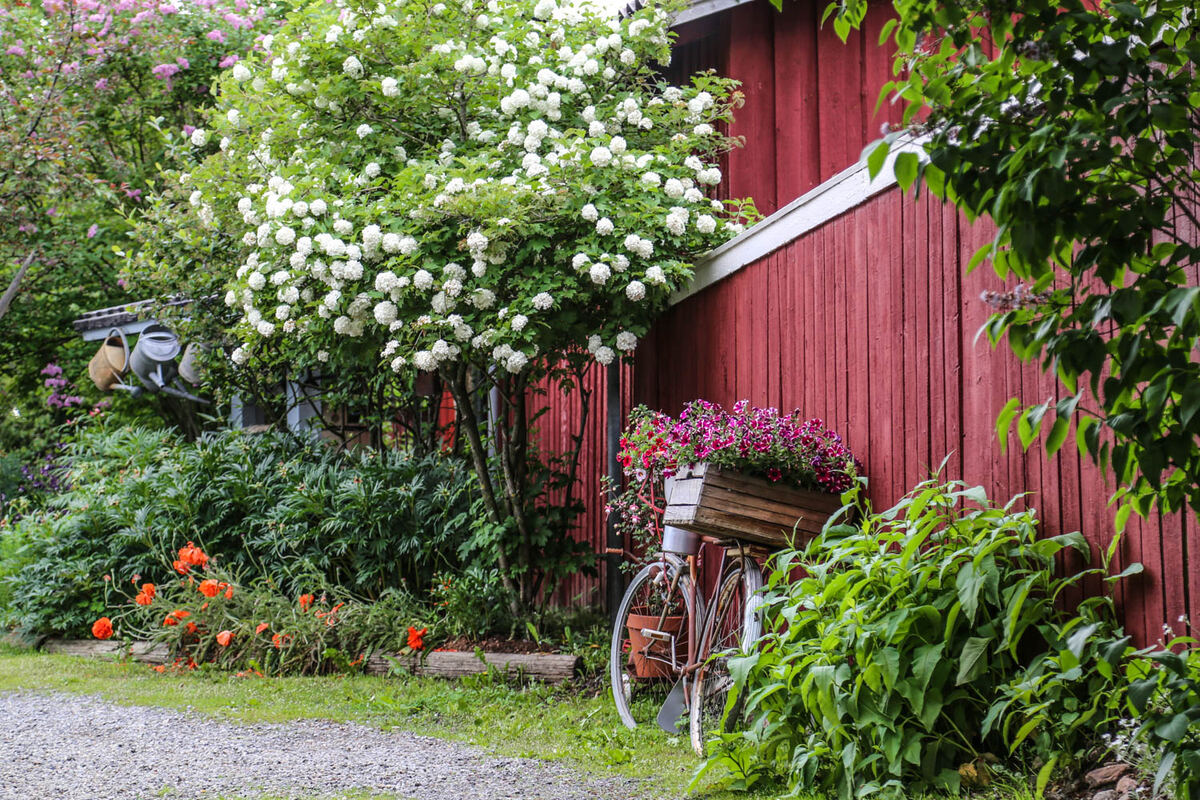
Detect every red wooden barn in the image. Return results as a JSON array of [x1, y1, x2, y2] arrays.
[[533, 0, 1199, 646]]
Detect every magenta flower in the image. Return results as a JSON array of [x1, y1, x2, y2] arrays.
[[205, 29, 226, 43]]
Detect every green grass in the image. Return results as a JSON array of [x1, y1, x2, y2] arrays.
[[0, 648, 776, 799]]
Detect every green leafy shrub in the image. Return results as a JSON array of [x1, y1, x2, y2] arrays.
[[700, 478, 1103, 797], [1, 425, 476, 636], [1126, 638, 1200, 800]]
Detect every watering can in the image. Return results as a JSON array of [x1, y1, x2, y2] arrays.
[[87, 329, 130, 392], [107, 324, 209, 404]]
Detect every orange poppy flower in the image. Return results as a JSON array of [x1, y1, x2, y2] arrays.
[[141, 583, 156, 600], [198, 579, 220, 598], [298, 594, 314, 611], [134, 592, 152, 606], [91, 617, 113, 640], [271, 632, 290, 649], [153, 665, 166, 673], [406, 626, 427, 651], [255, 623, 269, 634], [216, 630, 233, 647], [173, 560, 190, 575], [163, 615, 178, 627], [178, 541, 209, 568], [223, 585, 234, 600], [171, 609, 190, 620], [185, 622, 198, 634]]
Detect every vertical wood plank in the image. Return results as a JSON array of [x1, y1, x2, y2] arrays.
[[773, 0, 822, 204], [727, 0, 779, 214], [815, 4, 865, 181]]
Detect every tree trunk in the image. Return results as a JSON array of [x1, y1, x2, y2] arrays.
[[0, 250, 37, 323]]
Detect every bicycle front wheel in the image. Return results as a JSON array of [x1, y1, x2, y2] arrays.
[[610, 556, 700, 730], [688, 555, 763, 755]]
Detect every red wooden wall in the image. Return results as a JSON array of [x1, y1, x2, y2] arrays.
[[526, 0, 1198, 645], [635, 186, 1200, 646]]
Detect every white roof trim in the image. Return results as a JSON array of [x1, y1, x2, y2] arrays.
[[670, 138, 928, 305], [672, 0, 755, 26]]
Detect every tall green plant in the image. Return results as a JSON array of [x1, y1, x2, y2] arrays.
[[699, 478, 1103, 797], [0, 426, 477, 636]]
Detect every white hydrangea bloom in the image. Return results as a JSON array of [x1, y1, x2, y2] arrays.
[[374, 301, 398, 326], [616, 331, 638, 351], [531, 292, 553, 310], [356, 123, 373, 139], [596, 217, 614, 235], [625, 280, 645, 301], [696, 214, 717, 234], [232, 63, 252, 82], [381, 77, 399, 97], [190, 128, 209, 147], [594, 345, 615, 365], [589, 262, 610, 285], [580, 203, 598, 221], [342, 56, 364, 78], [511, 313, 528, 331]]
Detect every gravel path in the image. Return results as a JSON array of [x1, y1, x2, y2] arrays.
[[0, 691, 646, 800]]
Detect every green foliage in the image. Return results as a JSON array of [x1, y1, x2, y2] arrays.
[[699, 478, 1100, 798], [430, 567, 517, 640], [829, 0, 1200, 517], [1126, 638, 1200, 800], [0, 425, 477, 636]]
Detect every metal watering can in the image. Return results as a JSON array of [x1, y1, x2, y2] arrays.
[[109, 325, 208, 403]]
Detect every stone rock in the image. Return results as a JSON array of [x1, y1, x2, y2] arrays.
[[1093, 790, 1120, 800], [1116, 776, 1140, 795], [1086, 764, 1134, 789]]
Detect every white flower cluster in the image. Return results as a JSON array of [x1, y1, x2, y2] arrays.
[[201, 0, 742, 375]]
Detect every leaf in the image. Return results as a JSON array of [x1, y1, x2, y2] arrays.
[[1045, 416, 1070, 457], [995, 397, 1021, 453], [1106, 562, 1143, 583], [1153, 750, 1177, 798], [863, 139, 890, 179], [893, 151, 919, 191], [1099, 636, 1131, 667], [957, 563, 984, 623], [956, 637, 991, 685], [1036, 755, 1059, 798], [1155, 713, 1190, 744], [1128, 676, 1159, 712], [1065, 622, 1100, 659], [913, 642, 945, 690]]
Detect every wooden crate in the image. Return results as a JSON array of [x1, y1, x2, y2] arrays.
[[663, 463, 844, 548]]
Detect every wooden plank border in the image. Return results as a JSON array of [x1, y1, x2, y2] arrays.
[[41, 639, 581, 684]]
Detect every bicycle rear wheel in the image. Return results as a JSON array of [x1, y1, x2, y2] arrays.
[[688, 555, 763, 755], [610, 556, 700, 730]]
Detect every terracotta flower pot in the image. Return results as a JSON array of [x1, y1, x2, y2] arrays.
[[626, 612, 686, 679]]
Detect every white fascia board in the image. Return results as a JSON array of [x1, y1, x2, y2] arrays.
[[670, 137, 929, 305], [672, 0, 755, 26]]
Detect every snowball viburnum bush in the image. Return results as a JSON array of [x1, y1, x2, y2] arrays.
[[169, 0, 754, 380]]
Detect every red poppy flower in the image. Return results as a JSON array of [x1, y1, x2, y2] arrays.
[[141, 583, 156, 600], [171, 609, 190, 620], [255, 622, 269, 634], [91, 617, 113, 640], [223, 585, 233, 600], [185, 622, 198, 634], [198, 579, 219, 598], [216, 630, 233, 647], [406, 626, 427, 651], [134, 592, 152, 606], [298, 594, 314, 612], [163, 615, 178, 627], [173, 560, 190, 575]]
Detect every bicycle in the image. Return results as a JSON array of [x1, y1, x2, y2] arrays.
[[609, 524, 765, 756]]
